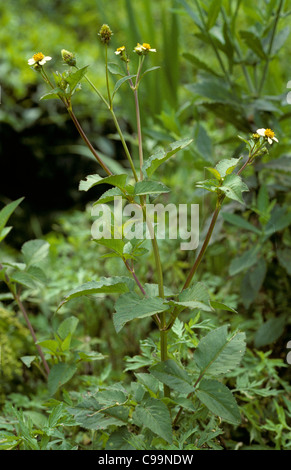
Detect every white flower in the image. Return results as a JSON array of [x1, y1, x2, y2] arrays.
[[256, 128, 279, 145], [115, 46, 126, 56], [28, 52, 52, 66], [134, 43, 156, 55]]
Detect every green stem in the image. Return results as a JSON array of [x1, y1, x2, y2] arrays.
[[105, 44, 112, 109], [109, 109, 139, 182], [258, 0, 284, 96]]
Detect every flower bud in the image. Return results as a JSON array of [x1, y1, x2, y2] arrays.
[[61, 49, 76, 66], [98, 24, 113, 45]]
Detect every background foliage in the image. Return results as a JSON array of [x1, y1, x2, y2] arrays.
[[0, 0, 291, 450]]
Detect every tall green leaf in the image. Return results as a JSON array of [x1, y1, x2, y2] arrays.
[[132, 397, 172, 444], [57, 277, 135, 312], [196, 379, 241, 424], [193, 325, 246, 378], [150, 359, 193, 394], [113, 292, 169, 333]]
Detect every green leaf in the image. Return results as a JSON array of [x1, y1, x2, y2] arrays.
[[222, 212, 261, 235], [140, 66, 161, 80], [40, 88, 65, 100], [207, 0, 222, 30], [264, 206, 291, 238], [107, 62, 126, 76], [113, 292, 169, 333], [149, 359, 193, 394], [93, 187, 124, 205], [142, 138, 193, 177], [65, 66, 89, 94], [254, 316, 286, 349], [134, 180, 171, 196], [240, 30, 267, 59], [175, 282, 212, 311], [0, 227, 12, 243], [277, 248, 291, 275], [210, 301, 237, 314], [229, 246, 261, 276], [79, 174, 128, 192], [219, 174, 249, 204], [196, 379, 241, 425], [48, 363, 78, 395], [21, 240, 50, 268], [132, 397, 172, 443], [20, 356, 36, 368], [10, 269, 46, 289], [68, 396, 128, 430], [193, 325, 246, 377], [0, 197, 24, 232], [105, 428, 135, 451], [57, 276, 135, 312], [183, 53, 221, 77], [215, 158, 242, 178], [241, 258, 267, 308], [112, 74, 136, 98], [57, 316, 79, 340]]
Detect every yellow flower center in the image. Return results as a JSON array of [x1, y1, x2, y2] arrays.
[[33, 52, 45, 62], [142, 43, 151, 50], [116, 46, 125, 52], [265, 129, 275, 139]]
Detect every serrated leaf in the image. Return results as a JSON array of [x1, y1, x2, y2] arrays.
[[40, 87, 65, 100], [65, 66, 89, 93], [134, 180, 171, 196], [216, 158, 242, 178], [193, 325, 246, 377], [21, 239, 50, 268], [57, 276, 135, 311], [220, 174, 249, 204], [143, 139, 193, 177], [196, 379, 241, 424], [132, 397, 172, 443], [113, 292, 169, 333], [93, 187, 124, 205], [149, 359, 193, 394], [68, 397, 128, 430], [79, 174, 128, 192]]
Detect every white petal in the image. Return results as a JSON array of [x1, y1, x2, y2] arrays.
[[268, 137, 273, 144], [44, 56, 52, 61], [256, 128, 266, 137], [28, 58, 35, 65], [39, 59, 46, 65], [273, 137, 279, 142]]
